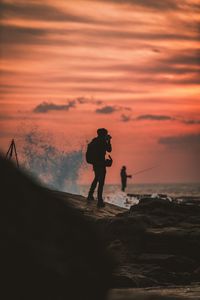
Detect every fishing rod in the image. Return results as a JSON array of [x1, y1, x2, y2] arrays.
[[133, 165, 159, 176]]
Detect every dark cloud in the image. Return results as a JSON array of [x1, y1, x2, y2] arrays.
[[122, 51, 200, 74], [145, 50, 200, 84], [76, 97, 102, 105], [124, 107, 132, 111], [0, 83, 36, 95], [73, 86, 144, 94], [96, 106, 118, 114], [76, 97, 90, 104], [33, 100, 130, 115], [78, 50, 199, 84], [0, 3, 106, 50], [96, 104, 132, 114], [120, 114, 132, 122], [75, 27, 198, 42], [0, 70, 17, 76], [33, 101, 76, 113], [98, 0, 178, 11], [0, 114, 21, 120], [159, 133, 200, 148], [136, 114, 173, 121], [0, 28, 87, 58], [96, 100, 103, 105], [182, 119, 200, 125], [0, 1, 94, 23], [109, 64, 199, 76], [173, 76, 200, 85], [152, 48, 161, 53], [120, 113, 200, 125], [33, 97, 104, 113], [191, 3, 200, 10], [162, 51, 200, 67], [0, 24, 46, 45], [0, 25, 79, 49], [0, 84, 24, 90]]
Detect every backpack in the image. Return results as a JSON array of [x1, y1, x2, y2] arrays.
[[86, 141, 96, 164]]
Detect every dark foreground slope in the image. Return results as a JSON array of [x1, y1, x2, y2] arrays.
[[1, 156, 200, 300], [0, 157, 113, 300]]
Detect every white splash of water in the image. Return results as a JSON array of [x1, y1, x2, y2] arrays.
[[20, 127, 83, 193], [105, 191, 139, 209]]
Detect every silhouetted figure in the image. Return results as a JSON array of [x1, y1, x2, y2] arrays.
[[86, 128, 112, 208], [121, 166, 132, 192]]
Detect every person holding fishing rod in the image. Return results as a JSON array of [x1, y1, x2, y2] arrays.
[[120, 164, 159, 192], [120, 166, 132, 192]]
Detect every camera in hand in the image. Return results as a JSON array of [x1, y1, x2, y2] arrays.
[[106, 134, 112, 140]]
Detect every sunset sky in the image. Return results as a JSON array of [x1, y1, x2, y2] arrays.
[[0, 0, 200, 184]]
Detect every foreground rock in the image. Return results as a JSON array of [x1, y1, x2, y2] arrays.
[[110, 196, 200, 288], [0, 157, 113, 300], [108, 284, 200, 299], [54, 190, 200, 293], [1, 156, 200, 299]]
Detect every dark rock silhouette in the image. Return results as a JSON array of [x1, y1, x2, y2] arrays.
[[0, 156, 113, 300], [1, 155, 200, 299], [51, 191, 200, 299], [105, 197, 200, 287], [50, 190, 200, 293]]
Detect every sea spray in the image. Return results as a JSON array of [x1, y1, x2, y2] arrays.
[[105, 191, 139, 209], [20, 128, 83, 193]]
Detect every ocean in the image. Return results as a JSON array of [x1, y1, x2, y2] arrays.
[[80, 183, 200, 209]]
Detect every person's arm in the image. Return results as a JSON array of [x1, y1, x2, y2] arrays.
[[106, 140, 112, 152], [105, 135, 112, 152]]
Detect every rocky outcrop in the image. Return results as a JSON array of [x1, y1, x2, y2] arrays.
[[99, 196, 200, 288], [53, 190, 200, 290], [52, 189, 200, 288], [1, 155, 200, 299]]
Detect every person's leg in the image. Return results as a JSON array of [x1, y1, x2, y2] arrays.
[[121, 179, 125, 191], [97, 167, 106, 206], [87, 167, 98, 200], [124, 179, 127, 191]]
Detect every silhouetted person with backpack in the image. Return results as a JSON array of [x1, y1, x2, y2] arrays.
[[121, 166, 132, 192], [86, 128, 112, 208]]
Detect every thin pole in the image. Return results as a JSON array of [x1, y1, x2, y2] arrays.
[[133, 165, 159, 176], [5, 139, 19, 168], [9, 140, 14, 160], [13, 140, 19, 168], [5, 141, 13, 159]]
